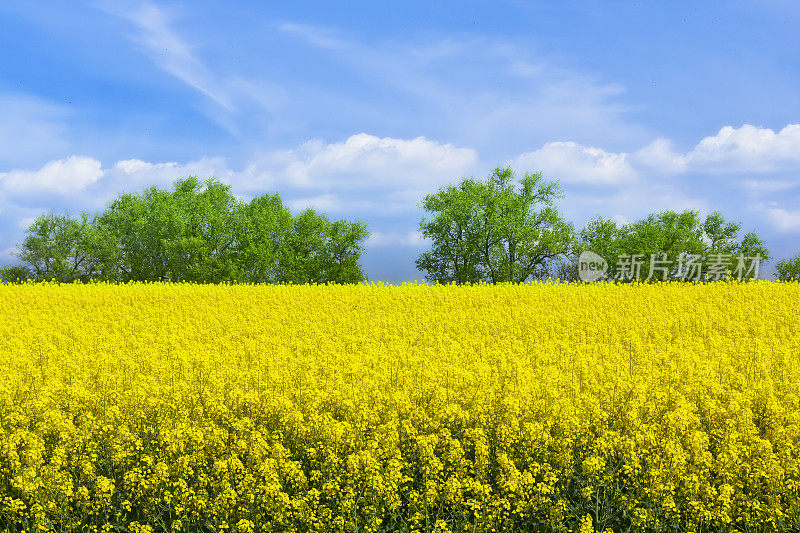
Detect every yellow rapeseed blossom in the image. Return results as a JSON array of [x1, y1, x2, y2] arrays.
[[0, 280, 798, 532]]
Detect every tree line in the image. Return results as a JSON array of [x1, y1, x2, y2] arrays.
[[2, 168, 800, 283], [417, 167, 799, 282], [0, 177, 367, 284]]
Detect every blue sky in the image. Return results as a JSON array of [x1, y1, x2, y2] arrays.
[[1, 0, 799, 281]]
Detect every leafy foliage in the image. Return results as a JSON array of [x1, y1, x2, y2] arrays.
[[561, 210, 770, 281], [3, 177, 369, 284], [776, 253, 800, 281], [416, 166, 575, 283], [7, 212, 116, 283], [0, 265, 33, 283]]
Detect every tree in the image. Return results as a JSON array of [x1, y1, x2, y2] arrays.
[[416, 166, 574, 284], [564, 210, 770, 282], [98, 186, 171, 282], [415, 180, 485, 284], [776, 253, 800, 281], [234, 193, 294, 283], [0, 265, 33, 283], [5, 177, 369, 284], [278, 209, 369, 284], [9, 212, 114, 282], [99, 177, 244, 282], [316, 217, 370, 283]]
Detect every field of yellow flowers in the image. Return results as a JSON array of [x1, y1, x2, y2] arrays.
[[0, 281, 799, 532]]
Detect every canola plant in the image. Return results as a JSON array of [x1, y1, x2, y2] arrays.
[[0, 281, 799, 532]]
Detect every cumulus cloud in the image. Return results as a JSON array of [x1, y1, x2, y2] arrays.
[[687, 124, 800, 173], [0, 133, 477, 216], [110, 156, 235, 186], [114, 159, 164, 173], [0, 156, 103, 195], [280, 133, 477, 190], [634, 124, 800, 175], [632, 138, 687, 173], [511, 141, 635, 185], [507, 124, 800, 221], [5, 124, 800, 257], [762, 205, 800, 234], [274, 134, 478, 214]]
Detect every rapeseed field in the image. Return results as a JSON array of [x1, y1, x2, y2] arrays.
[[0, 281, 799, 532]]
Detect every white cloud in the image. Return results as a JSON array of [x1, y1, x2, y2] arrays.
[[763, 205, 800, 234], [114, 159, 167, 173], [5, 123, 799, 254], [286, 194, 338, 212], [511, 141, 635, 185], [0, 133, 476, 216], [634, 124, 800, 175], [112, 2, 233, 111], [111, 156, 233, 185], [0, 247, 18, 262], [563, 182, 710, 228], [633, 138, 687, 173], [102, 2, 285, 135], [687, 124, 800, 173], [282, 133, 477, 190], [286, 194, 380, 214], [0, 156, 103, 195], [17, 217, 37, 230], [111, 133, 476, 214], [509, 124, 800, 202], [611, 214, 629, 226], [741, 179, 797, 194]]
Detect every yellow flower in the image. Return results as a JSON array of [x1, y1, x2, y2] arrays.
[[0, 281, 797, 531]]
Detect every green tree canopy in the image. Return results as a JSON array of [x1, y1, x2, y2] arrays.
[[564, 210, 770, 281], [416, 166, 575, 284], [776, 253, 800, 281], [100, 177, 246, 282], [279, 209, 369, 284], [2, 177, 369, 284], [7, 212, 116, 283]]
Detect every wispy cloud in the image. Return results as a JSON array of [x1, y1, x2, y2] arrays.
[[99, 1, 286, 136], [279, 23, 351, 51], [109, 1, 234, 111], [277, 23, 646, 152]]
